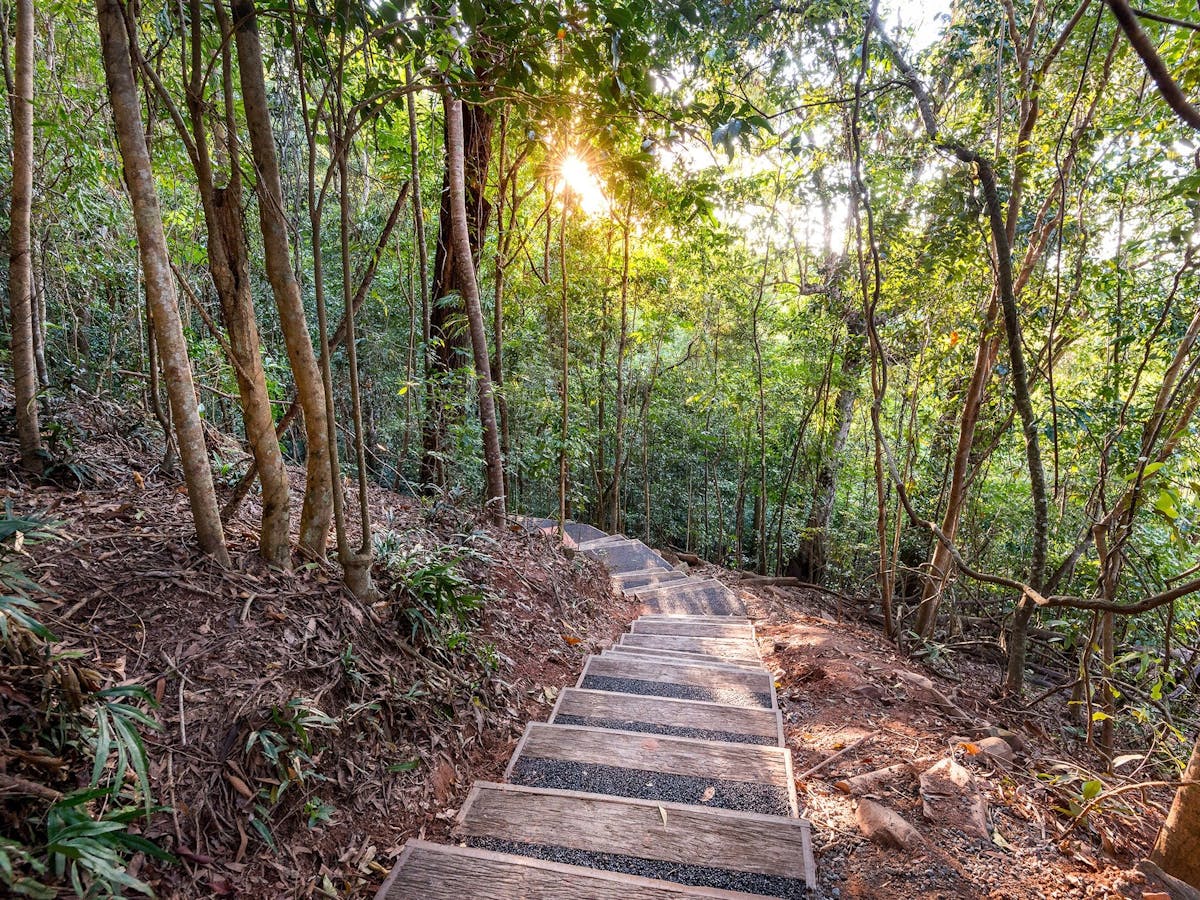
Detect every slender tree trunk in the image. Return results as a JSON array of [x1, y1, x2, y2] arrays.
[[445, 93, 506, 523], [97, 0, 228, 564], [184, 0, 291, 566], [31, 238, 49, 388], [8, 0, 41, 472], [423, 92, 493, 487], [1151, 735, 1200, 889], [557, 202, 570, 533], [231, 0, 332, 557], [334, 87, 376, 597], [609, 190, 633, 533]]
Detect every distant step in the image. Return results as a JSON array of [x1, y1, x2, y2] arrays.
[[630, 617, 756, 640], [376, 839, 760, 899], [601, 646, 764, 670], [582, 539, 675, 574], [619, 633, 761, 662], [459, 782, 816, 897], [579, 654, 775, 709], [565, 521, 608, 544], [550, 686, 783, 746], [505, 723, 797, 817]]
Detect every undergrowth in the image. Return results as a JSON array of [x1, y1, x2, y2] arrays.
[[0, 507, 169, 898]]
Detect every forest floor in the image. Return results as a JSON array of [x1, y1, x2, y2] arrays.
[[0, 387, 635, 898], [700, 564, 1179, 900], [0, 386, 1184, 899]]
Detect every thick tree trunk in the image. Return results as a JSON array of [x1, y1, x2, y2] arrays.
[[8, 0, 41, 473], [444, 94, 506, 523], [187, 0, 291, 567], [1151, 735, 1200, 888], [231, 0, 332, 558], [97, 0, 228, 564]]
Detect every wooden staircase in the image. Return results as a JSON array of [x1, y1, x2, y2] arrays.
[[376, 528, 817, 898]]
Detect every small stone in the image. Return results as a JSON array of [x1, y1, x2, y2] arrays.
[[855, 798, 925, 850], [976, 735, 1015, 763]]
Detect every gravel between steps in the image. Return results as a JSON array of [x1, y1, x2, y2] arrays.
[[581, 674, 773, 709], [555, 714, 776, 746], [466, 837, 809, 898], [510, 757, 792, 816]]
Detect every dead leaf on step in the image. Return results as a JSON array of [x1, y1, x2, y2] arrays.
[[700, 785, 716, 802], [659, 805, 668, 826]]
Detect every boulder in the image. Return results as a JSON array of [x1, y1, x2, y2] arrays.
[[976, 736, 1015, 763], [835, 763, 914, 796]]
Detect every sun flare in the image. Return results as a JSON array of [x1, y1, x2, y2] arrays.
[[558, 152, 608, 216]]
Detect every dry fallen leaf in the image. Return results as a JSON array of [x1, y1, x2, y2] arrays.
[[562, 634, 582, 646]]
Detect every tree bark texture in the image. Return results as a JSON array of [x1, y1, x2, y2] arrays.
[[97, 0, 229, 564]]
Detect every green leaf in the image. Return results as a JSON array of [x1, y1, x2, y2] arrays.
[[1081, 779, 1103, 800]]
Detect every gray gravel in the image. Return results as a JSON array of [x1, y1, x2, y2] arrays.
[[581, 674, 773, 709], [510, 756, 792, 816], [467, 837, 808, 898], [555, 714, 775, 746]]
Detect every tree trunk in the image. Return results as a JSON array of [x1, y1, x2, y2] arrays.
[[558, 204, 570, 534], [422, 94, 493, 488], [187, 0, 291, 567], [231, 0, 332, 558], [31, 238, 49, 388], [97, 0, 228, 564], [444, 93, 506, 523], [8, 0, 41, 473], [1151, 735, 1200, 889], [609, 190, 634, 533]]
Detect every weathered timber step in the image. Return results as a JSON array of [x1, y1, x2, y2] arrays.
[[578, 533, 630, 550], [601, 647, 764, 670], [636, 613, 753, 624], [584, 539, 675, 574], [630, 577, 730, 597], [620, 632, 761, 661], [641, 593, 747, 618], [565, 521, 608, 544], [550, 687, 784, 746], [458, 783, 817, 897], [579, 654, 776, 709], [611, 569, 691, 590], [631, 617, 756, 640], [376, 839, 761, 899], [504, 723, 797, 817]]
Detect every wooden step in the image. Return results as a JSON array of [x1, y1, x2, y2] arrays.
[[630, 578, 729, 598], [578, 533, 630, 550], [612, 569, 690, 590], [565, 521, 608, 544], [505, 723, 797, 817], [376, 839, 760, 899], [550, 687, 783, 746], [641, 592, 747, 618], [458, 782, 816, 893], [601, 647, 764, 670], [620, 633, 761, 661], [631, 617, 756, 640], [579, 655, 775, 709], [636, 613, 752, 624], [584, 539, 674, 574]]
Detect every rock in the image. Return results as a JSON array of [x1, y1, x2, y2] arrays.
[[855, 798, 925, 850], [835, 763, 914, 796], [919, 757, 989, 839], [976, 736, 1015, 763], [984, 725, 1027, 753]]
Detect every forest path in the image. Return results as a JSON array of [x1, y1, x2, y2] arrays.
[[376, 526, 818, 898]]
